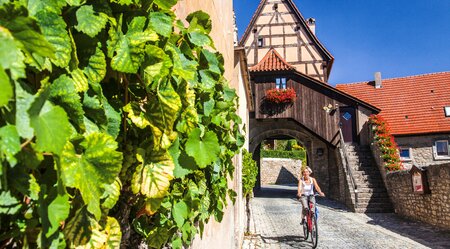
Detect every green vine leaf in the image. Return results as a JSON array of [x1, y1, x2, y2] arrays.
[[85, 216, 122, 249], [185, 128, 220, 168], [101, 178, 122, 210], [203, 99, 214, 117], [0, 28, 26, 80], [66, 0, 83, 6], [0, 3, 56, 59], [15, 82, 35, 139], [153, 0, 177, 10], [146, 80, 181, 149], [75, 5, 108, 38], [46, 193, 70, 237], [165, 44, 198, 82], [60, 133, 123, 219], [0, 66, 12, 108], [123, 103, 150, 129], [110, 0, 135, 5], [28, 0, 67, 16], [63, 207, 94, 247], [35, 11, 71, 68], [109, 16, 158, 73], [102, 98, 121, 139], [143, 45, 172, 85], [28, 174, 40, 201], [0, 125, 21, 167], [147, 227, 170, 249], [71, 68, 89, 92], [188, 31, 211, 47], [186, 11, 212, 33], [83, 43, 107, 84], [140, 198, 163, 216], [50, 75, 85, 130], [131, 150, 174, 199], [28, 88, 72, 155], [172, 200, 188, 228], [0, 191, 21, 215], [149, 12, 173, 37]]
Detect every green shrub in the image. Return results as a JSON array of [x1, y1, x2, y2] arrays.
[[261, 150, 306, 160], [242, 149, 258, 197]]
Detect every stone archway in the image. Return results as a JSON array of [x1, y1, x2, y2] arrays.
[[249, 119, 339, 196]]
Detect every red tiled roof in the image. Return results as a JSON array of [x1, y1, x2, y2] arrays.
[[249, 48, 294, 72], [336, 72, 450, 136]]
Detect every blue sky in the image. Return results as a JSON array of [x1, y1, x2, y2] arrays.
[[234, 0, 450, 85]]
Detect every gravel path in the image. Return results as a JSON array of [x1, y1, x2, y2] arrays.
[[242, 185, 450, 249]]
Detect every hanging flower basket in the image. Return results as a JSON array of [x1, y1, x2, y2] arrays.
[[265, 88, 296, 104]]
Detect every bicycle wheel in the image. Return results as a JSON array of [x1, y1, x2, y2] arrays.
[[311, 214, 318, 248], [302, 218, 309, 240]]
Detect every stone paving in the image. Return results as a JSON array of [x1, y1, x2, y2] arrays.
[[242, 185, 450, 249]]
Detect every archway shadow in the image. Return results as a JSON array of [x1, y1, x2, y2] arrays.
[[253, 185, 350, 212], [260, 235, 310, 248], [364, 213, 450, 248], [275, 166, 298, 185]]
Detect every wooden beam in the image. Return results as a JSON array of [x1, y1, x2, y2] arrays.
[[261, 11, 294, 16]]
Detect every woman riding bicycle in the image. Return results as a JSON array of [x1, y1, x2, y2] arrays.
[[297, 166, 325, 224]]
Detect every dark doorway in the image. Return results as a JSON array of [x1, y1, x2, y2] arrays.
[[339, 107, 356, 143]]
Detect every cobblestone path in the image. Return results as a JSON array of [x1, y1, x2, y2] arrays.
[[243, 185, 450, 249]]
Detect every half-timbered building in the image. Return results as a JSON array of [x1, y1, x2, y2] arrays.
[[240, 0, 394, 212]]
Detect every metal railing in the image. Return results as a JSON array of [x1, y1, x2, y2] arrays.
[[338, 128, 359, 209]]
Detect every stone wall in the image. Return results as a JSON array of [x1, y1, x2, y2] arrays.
[[385, 164, 450, 230], [260, 158, 302, 185], [395, 134, 450, 170]]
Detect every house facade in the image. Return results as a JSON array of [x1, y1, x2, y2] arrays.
[[238, 0, 400, 213], [337, 72, 450, 169]]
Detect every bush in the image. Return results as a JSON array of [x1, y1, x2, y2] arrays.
[[242, 149, 258, 197], [261, 150, 306, 160]]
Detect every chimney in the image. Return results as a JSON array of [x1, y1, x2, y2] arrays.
[[233, 11, 238, 46], [307, 18, 316, 34], [374, 72, 382, 89]]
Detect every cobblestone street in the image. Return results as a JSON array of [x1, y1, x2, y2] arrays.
[[242, 185, 450, 249]]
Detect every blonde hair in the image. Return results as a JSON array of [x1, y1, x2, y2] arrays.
[[301, 166, 312, 174]]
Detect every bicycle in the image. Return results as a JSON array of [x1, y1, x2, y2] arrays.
[[301, 193, 319, 248]]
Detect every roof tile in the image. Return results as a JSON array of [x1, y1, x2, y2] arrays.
[[336, 72, 450, 136], [249, 48, 294, 72]]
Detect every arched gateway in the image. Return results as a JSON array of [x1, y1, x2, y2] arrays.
[[238, 0, 393, 212]]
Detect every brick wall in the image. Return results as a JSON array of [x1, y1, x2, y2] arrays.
[[385, 164, 450, 230], [260, 158, 302, 185]]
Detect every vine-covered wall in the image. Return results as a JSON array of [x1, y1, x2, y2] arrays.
[[0, 0, 245, 248]]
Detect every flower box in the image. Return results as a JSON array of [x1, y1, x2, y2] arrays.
[[264, 88, 296, 104]]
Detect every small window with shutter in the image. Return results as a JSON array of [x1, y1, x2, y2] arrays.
[[257, 37, 264, 47]]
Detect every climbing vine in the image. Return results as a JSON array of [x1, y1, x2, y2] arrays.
[[0, 0, 243, 248]]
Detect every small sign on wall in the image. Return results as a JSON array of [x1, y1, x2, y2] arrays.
[[409, 165, 430, 194]]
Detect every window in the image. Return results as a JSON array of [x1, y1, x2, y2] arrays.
[[445, 106, 450, 117], [276, 77, 287, 89], [435, 140, 450, 158], [257, 37, 264, 47], [399, 148, 412, 161]]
